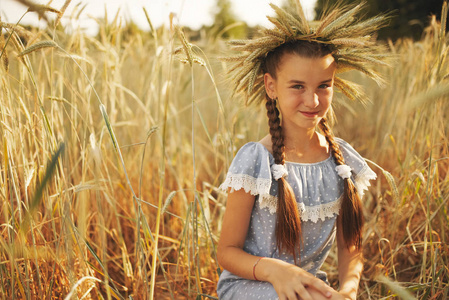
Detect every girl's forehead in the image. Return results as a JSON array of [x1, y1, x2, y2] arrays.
[[276, 53, 336, 78]]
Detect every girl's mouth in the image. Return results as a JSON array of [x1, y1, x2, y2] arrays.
[[300, 111, 319, 118]]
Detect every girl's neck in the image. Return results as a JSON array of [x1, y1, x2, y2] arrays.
[[282, 127, 330, 163], [259, 124, 329, 163], [282, 126, 317, 152]]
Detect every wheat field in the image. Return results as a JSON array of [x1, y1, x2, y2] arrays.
[[0, 1, 448, 299]]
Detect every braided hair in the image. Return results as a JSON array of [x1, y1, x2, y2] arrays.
[[320, 118, 363, 250], [263, 40, 363, 259], [266, 94, 302, 261]]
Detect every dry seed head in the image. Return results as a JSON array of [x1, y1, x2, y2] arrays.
[[336, 59, 385, 86], [225, 0, 391, 105], [315, 9, 340, 35], [339, 52, 391, 67], [267, 16, 295, 38], [18, 40, 58, 57], [175, 26, 193, 66], [292, 0, 309, 33], [1, 22, 34, 40], [193, 57, 206, 66], [248, 62, 261, 94], [334, 77, 366, 102], [331, 16, 389, 40], [15, 0, 61, 22], [262, 28, 287, 41], [331, 38, 374, 47], [55, 0, 72, 27], [319, 4, 364, 38], [220, 54, 248, 62], [0, 35, 6, 72], [2, 49, 9, 72], [269, 3, 308, 35], [28, 4, 60, 14]]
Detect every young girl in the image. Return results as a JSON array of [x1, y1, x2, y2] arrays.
[[217, 2, 389, 300]]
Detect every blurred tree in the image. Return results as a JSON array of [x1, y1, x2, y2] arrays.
[[210, 0, 248, 38], [315, 0, 446, 40]]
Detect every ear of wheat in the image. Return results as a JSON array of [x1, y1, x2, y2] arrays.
[[225, 1, 392, 105]]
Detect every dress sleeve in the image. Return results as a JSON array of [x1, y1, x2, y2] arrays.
[[219, 142, 273, 196], [335, 138, 377, 197]]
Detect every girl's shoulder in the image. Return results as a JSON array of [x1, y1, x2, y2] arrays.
[[219, 141, 274, 196], [334, 137, 366, 169], [237, 141, 271, 155], [231, 141, 274, 170]]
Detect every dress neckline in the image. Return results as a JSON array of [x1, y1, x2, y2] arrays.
[[253, 141, 333, 166]]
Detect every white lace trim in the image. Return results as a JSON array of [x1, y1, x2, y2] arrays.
[[219, 174, 271, 196], [221, 164, 376, 222], [259, 194, 278, 214], [298, 197, 342, 223], [354, 165, 377, 197], [259, 194, 342, 223]]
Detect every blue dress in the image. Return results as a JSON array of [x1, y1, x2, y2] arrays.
[[217, 138, 377, 300]]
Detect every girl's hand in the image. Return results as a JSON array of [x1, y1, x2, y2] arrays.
[[259, 259, 334, 300], [308, 289, 347, 300]]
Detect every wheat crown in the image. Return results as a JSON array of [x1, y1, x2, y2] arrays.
[[224, 0, 391, 105]]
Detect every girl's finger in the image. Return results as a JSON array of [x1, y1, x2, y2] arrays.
[[285, 291, 298, 300], [295, 285, 313, 300], [309, 281, 333, 298]]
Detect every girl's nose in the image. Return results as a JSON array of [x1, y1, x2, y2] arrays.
[[304, 91, 319, 108]]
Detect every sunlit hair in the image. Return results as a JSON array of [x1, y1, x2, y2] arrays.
[[264, 40, 363, 260]]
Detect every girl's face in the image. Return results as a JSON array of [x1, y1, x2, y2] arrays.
[[264, 53, 336, 132]]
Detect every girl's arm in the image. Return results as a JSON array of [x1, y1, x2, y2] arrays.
[[217, 189, 334, 300], [336, 215, 364, 300], [217, 188, 258, 279]]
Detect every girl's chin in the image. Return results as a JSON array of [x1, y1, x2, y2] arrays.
[[285, 120, 322, 131]]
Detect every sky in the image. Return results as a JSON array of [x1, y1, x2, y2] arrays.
[[0, 0, 317, 35]]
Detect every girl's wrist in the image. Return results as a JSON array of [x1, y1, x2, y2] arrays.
[[252, 257, 264, 281], [253, 257, 287, 283]]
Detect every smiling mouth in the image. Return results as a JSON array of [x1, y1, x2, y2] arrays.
[[300, 111, 319, 118]]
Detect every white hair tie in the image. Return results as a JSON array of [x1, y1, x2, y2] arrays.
[[335, 164, 352, 179], [271, 164, 288, 180]]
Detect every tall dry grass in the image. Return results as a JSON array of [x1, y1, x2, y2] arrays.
[[0, 1, 448, 299]]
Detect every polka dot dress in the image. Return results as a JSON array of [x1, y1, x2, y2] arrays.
[[217, 138, 377, 300]]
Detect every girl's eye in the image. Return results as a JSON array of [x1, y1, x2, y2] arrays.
[[292, 85, 304, 89], [319, 84, 331, 89]]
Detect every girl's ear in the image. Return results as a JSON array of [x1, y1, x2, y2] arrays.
[[264, 73, 276, 99]]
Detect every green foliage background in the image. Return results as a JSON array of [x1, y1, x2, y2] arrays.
[[315, 0, 447, 40]]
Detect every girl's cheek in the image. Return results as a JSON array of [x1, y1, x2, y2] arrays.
[[319, 92, 333, 102], [319, 89, 333, 96]]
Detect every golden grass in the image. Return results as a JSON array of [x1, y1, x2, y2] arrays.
[[0, 2, 448, 299]]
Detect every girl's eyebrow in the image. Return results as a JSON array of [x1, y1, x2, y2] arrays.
[[287, 79, 333, 84], [287, 80, 306, 84]]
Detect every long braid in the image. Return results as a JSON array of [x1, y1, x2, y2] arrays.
[[266, 94, 302, 262], [319, 118, 364, 250]]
